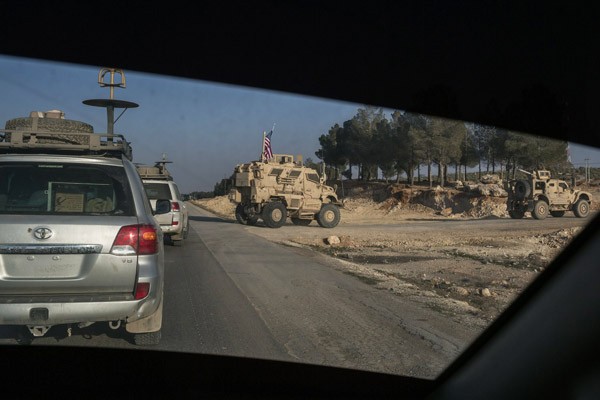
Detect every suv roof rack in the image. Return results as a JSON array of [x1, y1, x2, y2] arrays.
[[0, 67, 138, 161], [0, 128, 133, 160]]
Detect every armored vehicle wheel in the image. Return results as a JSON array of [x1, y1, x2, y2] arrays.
[[509, 210, 525, 219], [550, 210, 565, 218], [235, 204, 258, 225], [514, 180, 531, 200], [262, 202, 287, 228], [317, 204, 340, 228], [291, 218, 312, 226], [532, 200, 549, 220], [573, 199, 590, 218]]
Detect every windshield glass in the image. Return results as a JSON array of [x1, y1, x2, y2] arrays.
[[0, 54, 598, 380]]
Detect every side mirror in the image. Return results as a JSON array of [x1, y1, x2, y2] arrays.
[[155, 199, 171, 215]]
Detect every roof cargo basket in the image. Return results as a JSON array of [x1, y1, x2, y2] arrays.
[[0, 67, 138, 160]]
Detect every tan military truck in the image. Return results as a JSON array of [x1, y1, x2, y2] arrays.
[[228, 154, 343, 228], [506, 169, 592, 219]]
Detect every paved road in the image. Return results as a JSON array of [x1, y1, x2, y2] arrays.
[[7, 204, 589, 378]]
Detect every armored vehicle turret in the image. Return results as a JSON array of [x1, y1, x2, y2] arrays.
[[228, 154, 343, 228]]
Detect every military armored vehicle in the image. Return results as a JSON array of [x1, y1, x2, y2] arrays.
[[228, 154, 343, 228], [506, 169, 592, 219]]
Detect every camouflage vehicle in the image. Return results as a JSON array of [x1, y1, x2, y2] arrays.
[[506, 169, 592, 219], [228, 154, 343, 228]]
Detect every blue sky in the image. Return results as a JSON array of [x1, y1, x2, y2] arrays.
[[1, 55, 599, 193]]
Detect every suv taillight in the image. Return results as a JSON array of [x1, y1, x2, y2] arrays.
[[171, 201, 180, 211], [111, 225, 158, 255]]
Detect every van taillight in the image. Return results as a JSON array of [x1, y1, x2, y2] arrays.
[[111, 225, 158, 255], [171, 201, 180, 211]]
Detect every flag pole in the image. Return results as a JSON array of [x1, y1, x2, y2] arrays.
[[260, 131, 266, 162]]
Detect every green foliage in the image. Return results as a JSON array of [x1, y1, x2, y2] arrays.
[[315, 106, 573, 186]]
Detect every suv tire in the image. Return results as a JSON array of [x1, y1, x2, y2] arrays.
[[532, 200, 549, 220], [573, 199, 590, 218], [5, 117, 94, 145], [317, 204, 341, 228], [262, 202, 287, 228]]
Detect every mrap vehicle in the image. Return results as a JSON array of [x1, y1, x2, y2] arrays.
[[228, 154, 343, 228]]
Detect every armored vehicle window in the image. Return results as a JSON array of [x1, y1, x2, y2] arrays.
[[269, 168, 283, 176], [535, 181, 545, 190], [288, 170, 301, 178], [306, 173, 320, 183], [144, 182, 172, 199], [559, 182, 568, 190], [0, 163, 134, 215]]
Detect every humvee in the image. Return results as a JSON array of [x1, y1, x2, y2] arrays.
[[228, 154, 343, 228], [506, 169, 592, 219]]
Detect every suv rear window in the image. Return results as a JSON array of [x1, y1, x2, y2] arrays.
[[144, 182, 172, 200], [0, 162, 134, 215]]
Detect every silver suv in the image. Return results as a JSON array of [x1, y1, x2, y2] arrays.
[[0, 106, 167, 345], [137, 160, 189, 245]]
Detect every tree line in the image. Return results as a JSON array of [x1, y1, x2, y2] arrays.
[[315, 106, 571, 187]]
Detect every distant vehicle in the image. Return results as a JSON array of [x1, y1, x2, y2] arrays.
[[506, 169, 593, 219], [137, 158, 189, 245], [0, 68, 168, 345], [228, 154, 343, 228]]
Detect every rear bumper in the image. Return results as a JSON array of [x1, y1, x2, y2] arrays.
[[0, 296, 159, 325]]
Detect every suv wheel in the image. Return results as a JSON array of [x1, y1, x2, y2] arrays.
[[133, 330, 162, 346], [573, 199, 590, 218], [317, 204, 341, 228], [550, 210, 565, 218], [262, 202, 287, 228], [532, 200, 549, 220]]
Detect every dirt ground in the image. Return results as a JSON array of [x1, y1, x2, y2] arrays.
[[190, 181, 598, 332]]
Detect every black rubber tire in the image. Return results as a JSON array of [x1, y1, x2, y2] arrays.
[[291, 218, 312, 226], [532, 200, 549, 220], [235, 204, 259, 225], [316, 204, 341, 228], [5, 116, 94, 145], [509, 209, 525, 219], [133, 330, 161, 346], [514, 180, 531, 200], [550, 210, 565, 218], [262, 202, 287, 228], [573, 199, 590, 218]]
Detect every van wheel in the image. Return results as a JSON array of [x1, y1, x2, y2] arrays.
[[550, 210, 565, 218], [262, 202, 287, 228], [133, 330, 161, 346], [532, 200, 548, 220], [317, 204, 340, 228], [573, 199, 590, 218]]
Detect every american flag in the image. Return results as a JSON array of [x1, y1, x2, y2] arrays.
[[263, 130, 273, 160]]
